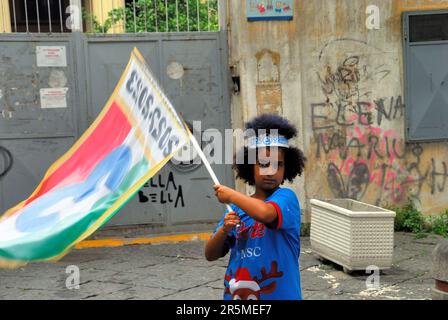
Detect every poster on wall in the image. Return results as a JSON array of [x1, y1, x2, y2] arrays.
[[36, 46, 67, 67], [40, 88, 68, 109], [246, 0, 293, 21]]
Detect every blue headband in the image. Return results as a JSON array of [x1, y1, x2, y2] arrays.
[[247, 134, 290, 149]]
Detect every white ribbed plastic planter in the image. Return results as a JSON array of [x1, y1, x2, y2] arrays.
[[310, 199, 396, 273]]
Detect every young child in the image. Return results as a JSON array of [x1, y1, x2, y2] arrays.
[[205, 114, 306, 300]]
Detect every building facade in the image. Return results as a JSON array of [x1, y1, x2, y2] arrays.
[[0, 0, 447, 227], [228, 0, 448, 221]]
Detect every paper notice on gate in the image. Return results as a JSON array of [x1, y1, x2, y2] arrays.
[[40, 88, 68, 109], [36, 46, 67, 67]]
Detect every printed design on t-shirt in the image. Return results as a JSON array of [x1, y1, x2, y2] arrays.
[[236, 221, 266, 241], [224, 261, 284, 300], [236, 221, 251, 240]]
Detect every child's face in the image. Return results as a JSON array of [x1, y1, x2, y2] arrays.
[[253, 147, 285, 191]]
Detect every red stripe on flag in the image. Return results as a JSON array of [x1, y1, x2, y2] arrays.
[[24, 101, 132, 205]]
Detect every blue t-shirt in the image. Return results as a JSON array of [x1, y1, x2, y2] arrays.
[[213, 187, 302, 300]]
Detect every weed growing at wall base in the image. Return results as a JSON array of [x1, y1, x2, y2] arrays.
[[427, 210, 448, 238], [386, 201, 448, 238]]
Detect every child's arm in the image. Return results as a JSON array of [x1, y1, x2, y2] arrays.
[[214, 185, 277, 225], [205, 212, 240, 261]]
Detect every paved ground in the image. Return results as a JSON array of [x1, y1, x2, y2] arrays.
[[0, 232, 442, 300]]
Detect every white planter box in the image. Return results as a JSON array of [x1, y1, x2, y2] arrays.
[[310, 199, 396, 272]]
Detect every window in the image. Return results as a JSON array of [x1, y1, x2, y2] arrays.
[[404, 11, 448, 141], [9, 0, 75, 33], [409, 13, 448, 43]]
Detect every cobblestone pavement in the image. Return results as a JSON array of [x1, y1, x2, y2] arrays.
[[0, 232, 442, 300]]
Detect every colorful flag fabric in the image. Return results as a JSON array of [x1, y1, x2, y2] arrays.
[[0, 48, 190, 268]]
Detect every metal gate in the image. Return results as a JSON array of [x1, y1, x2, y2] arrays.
[[0, 30, 233, 229]]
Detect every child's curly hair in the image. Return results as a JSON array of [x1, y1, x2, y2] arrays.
[[233, 114, 306, 186]]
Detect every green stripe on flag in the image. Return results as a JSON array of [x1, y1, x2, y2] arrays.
[[0, 159, 150, 262]]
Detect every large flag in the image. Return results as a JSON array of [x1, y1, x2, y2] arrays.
[[0, 48, 190, 268]]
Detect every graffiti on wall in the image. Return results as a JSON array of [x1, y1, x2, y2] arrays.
[[138, 171, 185, 208], [311, 39, 448, 205], [0, 146, 13, 180], [314, 121, 448, 204]]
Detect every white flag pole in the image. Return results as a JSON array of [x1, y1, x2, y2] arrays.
[[186, 129, 233, 213]]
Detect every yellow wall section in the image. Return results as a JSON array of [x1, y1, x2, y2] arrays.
[[86, 0, 125, 33], [0, 0, 11, 33]]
